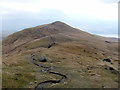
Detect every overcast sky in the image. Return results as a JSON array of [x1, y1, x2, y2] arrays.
[[1, 0, 119, 38]]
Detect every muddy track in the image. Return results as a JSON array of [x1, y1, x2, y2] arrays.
[[31, 54, 67, 90]]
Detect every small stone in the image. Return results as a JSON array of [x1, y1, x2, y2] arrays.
[[34, 81, 37, 84], [102, 85, 105, 88], [15, 78, 18, 80], [63, 58, 66, 59], [29, 82, 33, 85], [105, 41, 110, 43], [90, 73, 96, 76]]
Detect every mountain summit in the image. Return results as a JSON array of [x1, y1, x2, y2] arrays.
[[3, 21, 118, 55], [50, 21, 66, 24], [2, 21, 85, 50]]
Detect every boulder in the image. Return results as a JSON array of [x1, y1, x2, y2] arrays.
[[48, 44, 52, 48], [39, 56, 47, 62], [103, 58, 111, 63]]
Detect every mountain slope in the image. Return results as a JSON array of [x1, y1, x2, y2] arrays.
[[3, 21, 117, 54], [2, 21, 119, 88], [3, 21, 81, 54]]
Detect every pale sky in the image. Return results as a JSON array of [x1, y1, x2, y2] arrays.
[[1, 0, 119, 38]]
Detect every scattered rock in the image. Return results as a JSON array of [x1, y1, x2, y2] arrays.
[[34, 81, 37, 84], [102, 53, 105, 55], [105, 41, 111, 43], [94, 53, 97, 54], [48, 43, 55, 48], [83, 50, 89, 53], [15, 73, 22, 76], [109, 67, 114, 70], [102, 65, 119, 74], [87, 67, 90, 70], [15, 78, 18, 80], [95, 58, 98, 60], [62, 58, 66, 59], [90, 73, 96, 76], [90, 73, 100, 77], [57, 62, 61, 64], [48, 44, 52, 48], [29, 82, 33, 85], [103, 58, 111, 63], [102, 85, 105, 88]]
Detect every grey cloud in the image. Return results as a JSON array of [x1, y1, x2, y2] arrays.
[[2, 8, 118, 38], [2, 9, 67, 35]]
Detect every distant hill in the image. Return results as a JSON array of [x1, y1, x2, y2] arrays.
[[106, 37, 118, 42]]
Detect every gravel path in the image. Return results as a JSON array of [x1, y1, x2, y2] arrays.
[[31, 54, 67, 90]]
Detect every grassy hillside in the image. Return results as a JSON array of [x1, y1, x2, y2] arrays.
[[2, 21, 119, 88]]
